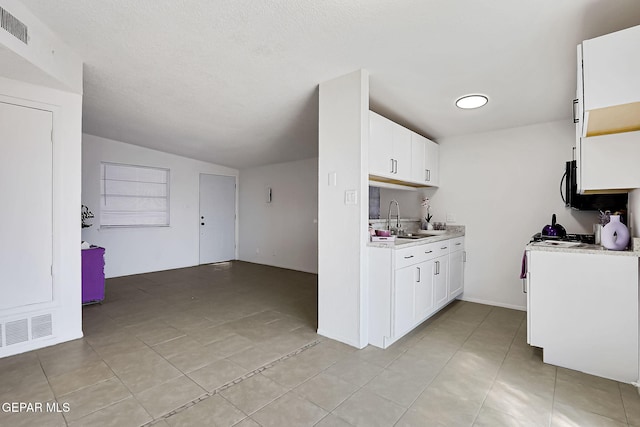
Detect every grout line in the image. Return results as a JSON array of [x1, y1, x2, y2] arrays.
[[140, 339, 322, 426]]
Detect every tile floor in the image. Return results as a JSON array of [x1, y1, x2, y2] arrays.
[[1, 261, 639, 426]]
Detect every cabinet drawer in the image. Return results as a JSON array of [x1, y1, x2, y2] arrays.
[[449, 237, 465, 252], [395, 246, 425, 269]]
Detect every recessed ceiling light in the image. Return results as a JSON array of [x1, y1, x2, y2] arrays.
[[455, 94, 488, 109]]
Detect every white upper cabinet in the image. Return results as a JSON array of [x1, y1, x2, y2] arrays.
[[369, 111, 394, 177], [578, 24, 640, 137], [392, 124, 412, 181], [370, 110, 439, 187], [579, 130, 640, 193], [369, 111, 412, 181], [411, 133, 439, 186], [425, 138, 439, 187]]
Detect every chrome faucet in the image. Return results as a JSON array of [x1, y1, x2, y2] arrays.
[[387, 200, 401, 235]]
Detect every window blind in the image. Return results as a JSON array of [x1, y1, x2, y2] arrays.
[[100, 162, 169, 227]]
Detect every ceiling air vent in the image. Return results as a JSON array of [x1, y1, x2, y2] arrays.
[[0, 6, 28, 44]]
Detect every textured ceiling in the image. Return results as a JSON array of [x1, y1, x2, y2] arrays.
[[16, 0, 640, 169]]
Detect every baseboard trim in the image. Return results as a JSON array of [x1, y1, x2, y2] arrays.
[[459, 296, 526, 311]]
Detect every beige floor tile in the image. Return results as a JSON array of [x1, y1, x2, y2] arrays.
[[128, 321, 186, 346], [621, 383, 640, 426], [61, 377, 131, 422], [350, 345, 405, 368], [152, 335, 205, 359], [262, 355, 325, 389], [167, 342, 225, 373], [0, 363, 53, 402], [165, 394, 246, 427], [482, 381, 553, 426], [67, 396, 152, 427], [473, 406, 541, 427], [551, 401, 627, 427], [135, 375, 206, 418], [362, 368, 427, 408], [386, 352, 446, 384], [495, 357, 556, 399], [206, 334, 254, 358], [0, 403, 67, 427], [108, 349, 183, 394], [554, 376, 626, 423], [315, 414, 355, 427], [227, 346, 283, 371], [187, 358, 247, 391], [410, 385, 482, 426], [220, 373, 288, 415], [38, 339, 103, 377], [556, 367, 621, 394], [48, 360, 115, 397], [186, 324, 237, 346], [324, 358, 383, 387], [252, 391, 327, 427], [233, 417, 262, 427], [294, 373, 358, 411], [333, 389, 405, 427]]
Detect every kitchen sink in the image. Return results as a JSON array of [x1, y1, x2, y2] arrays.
[[396, 235, 430, 240]]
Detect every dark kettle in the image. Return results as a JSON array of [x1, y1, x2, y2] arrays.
[[542, 214, 567, 237]]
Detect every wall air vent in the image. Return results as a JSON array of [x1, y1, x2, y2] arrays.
[[6, 319, 28, 346], [0, 6, 28, 45], [31, 314, 52, 339]]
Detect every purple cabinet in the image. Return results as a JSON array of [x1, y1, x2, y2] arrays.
[[82, 246, 105, 304]]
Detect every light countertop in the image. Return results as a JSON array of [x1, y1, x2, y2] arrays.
[[527, 241, 640, 257], [368, 226, 465, 249]]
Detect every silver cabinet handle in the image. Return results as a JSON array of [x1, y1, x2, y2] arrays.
[[404, 255, 414, 259], [522, 272, 529, 293], [573, 99, 579, 124], [441, 246, 447, 250], [425, 250, 433, 254], [435, 260, 439, 275], [417, 266, 421, 282], [463, 251, 466, 262], [427, 169, 431, 181], [455, 242, 462, 246], [425, 169, 428, 182], [390, 158, 394, 174], [394, 159, 398, 174]]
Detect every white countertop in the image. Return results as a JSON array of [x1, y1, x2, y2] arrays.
[[368, 226, 465, 249], [527, 241, 640, 257]]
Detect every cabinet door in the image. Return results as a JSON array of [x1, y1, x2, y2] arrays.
[[369, 111, 394, 178], [582, 25, 640, 112], [394, 266, 415, 338], [410, 133, 426, 183], [434, 255, 449, 309], [392, 124, 412, 180], [580, 131, 640, 192], [425, 139, 439, 187], [449, 249, 464, 299], [414, 260, 435, 321]]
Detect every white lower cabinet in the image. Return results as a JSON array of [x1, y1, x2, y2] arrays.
[[526, 249, 639, 383], [369, 236, 465, 349], [433, 255, 449, 309]]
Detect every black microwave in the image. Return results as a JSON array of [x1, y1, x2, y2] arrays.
[[563, 161, 627, 211]]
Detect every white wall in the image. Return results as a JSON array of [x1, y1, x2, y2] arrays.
[[318, 70, 370, 348], [238, 158, 318, 274], [82, 134, 238, 278], [423, 120, 595, 310]]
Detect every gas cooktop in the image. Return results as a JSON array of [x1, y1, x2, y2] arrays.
[[530, 233, 595, 244]]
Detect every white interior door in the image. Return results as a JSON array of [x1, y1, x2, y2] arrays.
[[199, 174, 236, 264], [0, 101, 53, 309]]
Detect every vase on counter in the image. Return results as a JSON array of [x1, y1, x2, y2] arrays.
[[601, 215, 630, 251]]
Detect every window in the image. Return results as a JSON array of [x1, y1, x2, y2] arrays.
[[100, 162, 169, 227]]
